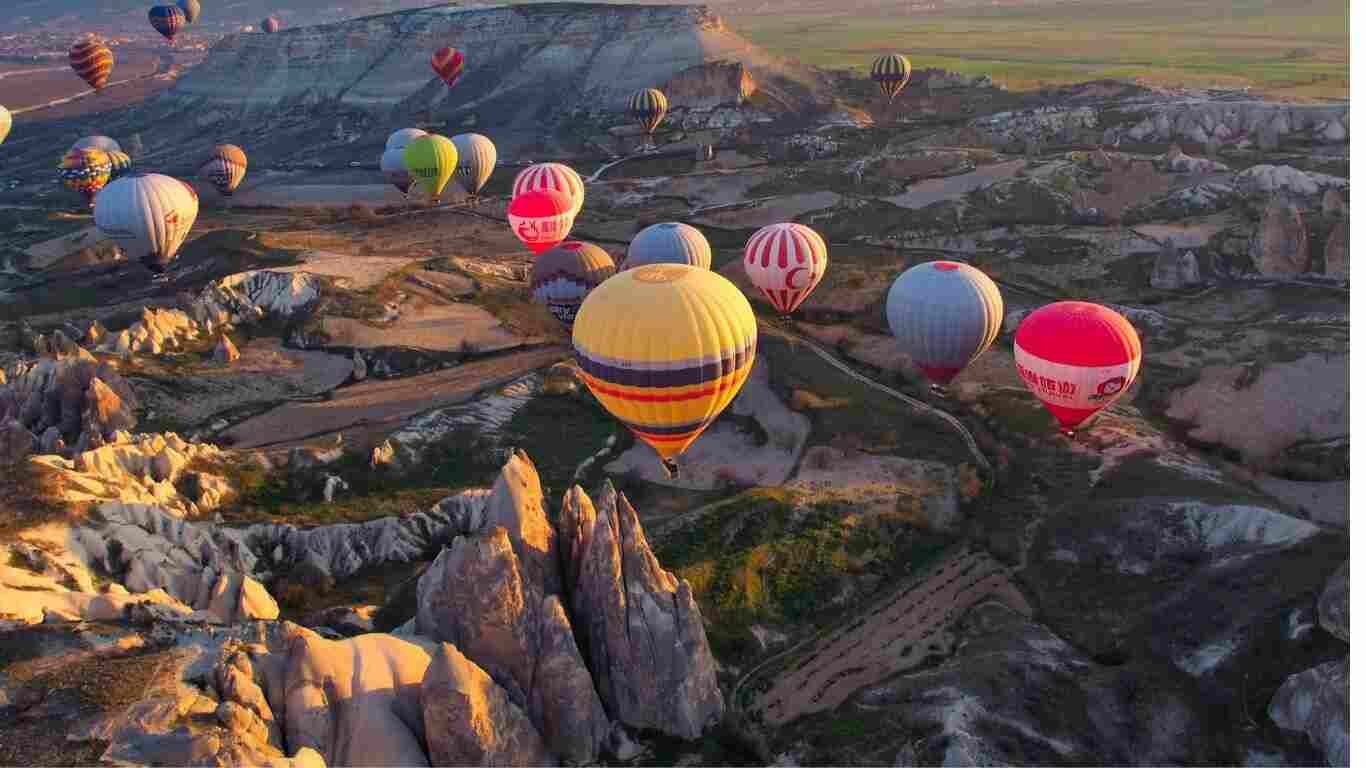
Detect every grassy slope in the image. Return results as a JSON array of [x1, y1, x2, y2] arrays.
[[734, 0, 1348, 99]]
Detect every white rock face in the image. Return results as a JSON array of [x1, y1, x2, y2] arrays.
[[1233, 164, 1349, 203], [190, 270, 322, 327], [31, 431, 227, 516]]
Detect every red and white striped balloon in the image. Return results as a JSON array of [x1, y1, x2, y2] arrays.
[[512, 162, 584, 217], [742, 222, 828, 316], [1013, 301, 1142, 431], [508, 189, 575, 254]]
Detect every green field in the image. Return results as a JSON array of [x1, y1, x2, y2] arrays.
[[733, 0, 1348, 99]]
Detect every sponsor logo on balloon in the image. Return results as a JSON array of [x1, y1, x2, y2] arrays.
[[548, 303, 579, 323], [1015, 364, 1079, 399], [1093, 376, 1127, 400], [784, 267, 810, 290]]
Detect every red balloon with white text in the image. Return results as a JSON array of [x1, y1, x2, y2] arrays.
[[508, 189, 575, 255], [1013, 301, 1142, 431]]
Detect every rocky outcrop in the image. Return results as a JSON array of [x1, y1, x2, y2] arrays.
[[1122, 182, 1235, 224], [558, 482, 724, 739], [1270, 660, 1348, 766], [1111, 102, 1347, 150], [31, 431, 229, 515], [0, 357, 139, 451], [1323, 219, 1348, 279], [96, 308, 204, 358], [214, 335, 241, 364], [1150, 238, 1202, 290], [664, 60, 756, 110], [1318, 562, 1348, 642], [0, 419, 37, 464], [1233, 164, 1349, 206], [969, 106, 1098, 148], [190, 271, 322, 329], [422, 643, 554, 767], [1249, 195, 1310, 276]]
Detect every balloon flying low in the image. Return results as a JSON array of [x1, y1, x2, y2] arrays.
[[402, 134, 458, 201], [72, 135, 121, 154], [622, 222, 712, 271], [512, 162, 584, 218], [627, 88, 669, 138], [59, 148, 113, 207], [69, 38, 114, 90], [886, 261, 1004, 386], [94, 173, 200, 274], [451, 133, 496, 198], [1013, 301, 1142, 431], [508, 189, 575, 254], [106, 150, 134, 180], [743, 222, 829, 316], [573, 263, 758, 479], [380, 128, 427, 193], [529, 241, 616, 328]]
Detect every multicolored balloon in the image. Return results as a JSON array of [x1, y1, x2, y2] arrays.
[[628, 87, 668, 138], [260, 16, 280, 33], [94, 173, 199, 273], [59, 148, 113, 207], [69, 38, 114, 90], [622, 222, 712, 271], [871, 54, 912, 103], [0, 106, 10, 146], [431, 47, 465, 87], [1013, 301, 1142, 431], [177, 0, 201, 24], [451, 133, 496, 198], [71, 135, 121, 154], [573, 263, 758, 478], [742, 222, 829, 316], [402, 134, 458, 201], [886, 261, 1004, 386], [512, 162, 584, 217], [200, 144, 247, 196], [529, 241, 616, 328], [149, 5, 187, 42], [107, 150, 134, 180], [508, 189, 575, 254]]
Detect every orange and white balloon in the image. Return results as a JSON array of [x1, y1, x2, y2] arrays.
[[742, 222, 828, 316], [1013, 301, 1142, 431]]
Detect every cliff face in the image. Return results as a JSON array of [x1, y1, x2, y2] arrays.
[[166, 3, 829, 120]]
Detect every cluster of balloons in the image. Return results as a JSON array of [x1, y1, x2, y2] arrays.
[[382, 127, 496, 202], [147, 0, 201, 45]]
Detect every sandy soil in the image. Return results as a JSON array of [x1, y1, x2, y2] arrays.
[[1131, 212, 1237, 250], [692, 191, 841, 229], [274, 250, 416, 290], [229, 184, 409, 208], [788, 450, 959, 525], [322, 303, 529, 354], [24, 226, 104, 270], [882, 160, 1026, 209], [222, 345, 565, 448], [754, 548, 1030, 726]]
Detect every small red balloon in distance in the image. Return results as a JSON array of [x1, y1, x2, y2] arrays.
[[508, 189, 575, 255], [431, 47, 465, 87], [1012, 301, 1142, 431]]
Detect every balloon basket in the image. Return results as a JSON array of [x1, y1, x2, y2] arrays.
[[928, 383, 948, 398], [661, 458, 679, 481]]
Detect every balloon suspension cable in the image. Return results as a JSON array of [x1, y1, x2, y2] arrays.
[[661, 457, 679, 481], [928, 382, 948, 398]]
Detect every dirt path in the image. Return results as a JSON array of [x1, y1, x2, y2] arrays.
[[222, 346, 565, 449], [746, 548, 1030, 726]]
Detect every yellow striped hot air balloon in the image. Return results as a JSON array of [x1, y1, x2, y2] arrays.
[[627, 87, 668, 146], [573, 263, 758, 479], [403, 134, 458, 202], [871, 54, 911, 103]]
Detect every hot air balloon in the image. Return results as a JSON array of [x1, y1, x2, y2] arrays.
[[200, 144, 247, 196], [886, 261, 1004, 387], [431, 47, 464, 87], [508, 189, 574, 255], [261, 16, 280, 33], [59, 148, 113, 207], [451, 133, 496, 199], [871, 54, 912, 103], [0, 106, 10, 146], [1013, 301, 1142, 432], [529, 240, 616, 328], [574, 263, 758, 479], [402, 134, 458, 202], [512, 162, 584, 218], [149, 5, 187, 43], [71, 135, 121, 154], [622, 222, 712, 271], [69, 38, 114, 90], [94, 173, 199, 274], [385, 128, 427, 152], [743, 222, 828, 316], [177, 0, 201, 24], [107, 150, 134, 180], [628, 88, 668, 145]]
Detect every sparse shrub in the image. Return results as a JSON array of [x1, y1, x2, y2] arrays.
[[809, 446, 838, 471]]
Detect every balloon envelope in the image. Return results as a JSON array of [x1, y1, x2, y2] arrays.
[[177, 0, 201, 24], [200, 144, 247, 196], [1013, 301, 1142, 430], [431, 47, 465, 87], [508, 189, 575, 254], [0, 106, 10, 145], [402, 134, 458, 200], [529, 240, 616, 328], [149, 5, 187, 42], [69, 38, 114, 89], [59, 148, 113, 206], [385, 128, 427, 152], [380, 148, 413, 194], [886, 261, 1004, 385], [72, 135, 121, 154], [628, 88, 668, 135], [107, 150, 134, 180], [512, 163, 584, 217], [94, 173, 199, 273], [451, 133, 496, 197], [622, 222, 711, 271], [871, 54, 912, 102], [742, 222, 829, 316], [261, 16, 280, 32], [573, 263, 758, 473]]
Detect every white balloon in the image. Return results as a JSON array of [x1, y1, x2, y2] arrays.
[[95, 173, 199, 273], [384, 128, 427, 152], [451, 133, 497, 197]]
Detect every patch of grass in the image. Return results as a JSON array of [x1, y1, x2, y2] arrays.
[[274, 560, 427, 622], [469, 283, 567, 339], [0, 460, 81, 538], [978, 389, 1060, 436], [499, 393, 624, 500]]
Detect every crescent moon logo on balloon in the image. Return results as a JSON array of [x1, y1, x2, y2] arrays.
[[785, 267, 811, 290]]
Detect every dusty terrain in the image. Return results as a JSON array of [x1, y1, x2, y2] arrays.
[[0, 4, 1351, 767]]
